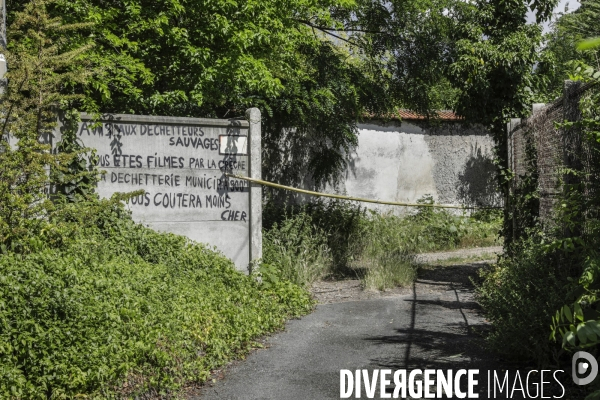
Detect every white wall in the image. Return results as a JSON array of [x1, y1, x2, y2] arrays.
[[328, 120, 501, 214]]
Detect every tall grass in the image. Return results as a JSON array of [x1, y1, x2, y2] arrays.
[[348, 214, 417, 290], [262, 211, 333, 287], [263, 198, 503, 290]]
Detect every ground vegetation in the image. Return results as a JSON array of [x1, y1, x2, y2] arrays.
[[263, 198, 502, 290]]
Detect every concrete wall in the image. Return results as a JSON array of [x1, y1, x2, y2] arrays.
[[54, 112, 261, 271], [331, 120, 501, 214]]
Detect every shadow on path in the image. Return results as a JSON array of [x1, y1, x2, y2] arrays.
[[191, 262, 569, 399]]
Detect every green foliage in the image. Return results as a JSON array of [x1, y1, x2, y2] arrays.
[[579, 37, 600, 51], [546, 70, 600, 367], [263, 211, 332, 287], [476, 238, 570, 364], [264, 198, 502, 290], [264, 200, 368, 276], [535, 0, 600, 101], [34, 0, 358, 116], [53, 109, 100, 201], [0, 6, 314, 397], [0, 199, 313, 398], [0, 0, 98, 250], [5, 0, 391, 188], [505, 126, 540, 246], [10, 0, 557, 190], [347, 0, 554, 124], [342, 0, 460, 114], [261, 39, 390, 189], [548, 253, 600, 399], [299, 200, 368, 275], [384, 196, 502, 253], [551, 254, 600, 350], [348, 212, 417, 290], [478, 70, 600, 369]]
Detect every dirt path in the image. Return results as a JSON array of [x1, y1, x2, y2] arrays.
[[311, 246, 501, 305], [415, 246, 502, 264]]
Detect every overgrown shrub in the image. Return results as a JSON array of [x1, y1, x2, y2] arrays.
[[0, 0, 98, 251], [476, 237, 572, 364], [0, 199, 314, 399], [301, 200, 368, 275], [405, 195, 502, 252], [477, 77, 600, 372], [0, 5, 316, 397], [263, 211, 332, 286], [264, 199, 367, 276], [549, 252, 600, 397]]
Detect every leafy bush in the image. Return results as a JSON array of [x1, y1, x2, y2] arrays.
[[551, 252, 600, 351], [0, 0, 99, 251], [264, 199, 367, 276], [0, 5, 315, 397], [478, 76, 600, 370], [405, 195, 502, 252], [549, 252, 600, 398], [476, 237, 571, 364], [0, 199, 313, 399]]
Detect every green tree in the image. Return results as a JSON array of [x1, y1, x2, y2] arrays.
[[535, 0, 600, 100], [6, 0, 558, 195], [325, 0, 556, 124], [5, 0, 391, 189]]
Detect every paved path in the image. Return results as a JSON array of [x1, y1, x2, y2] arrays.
[[193, 262, 500, 400]]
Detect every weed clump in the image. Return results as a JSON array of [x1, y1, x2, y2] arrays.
[[263, 211, 332, 286]]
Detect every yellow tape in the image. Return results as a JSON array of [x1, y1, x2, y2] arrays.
[[225, 173, 501, 210]]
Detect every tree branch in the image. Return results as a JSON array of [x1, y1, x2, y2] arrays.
[[295, 19, 385, 35], [296, 19, 363, 47]]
